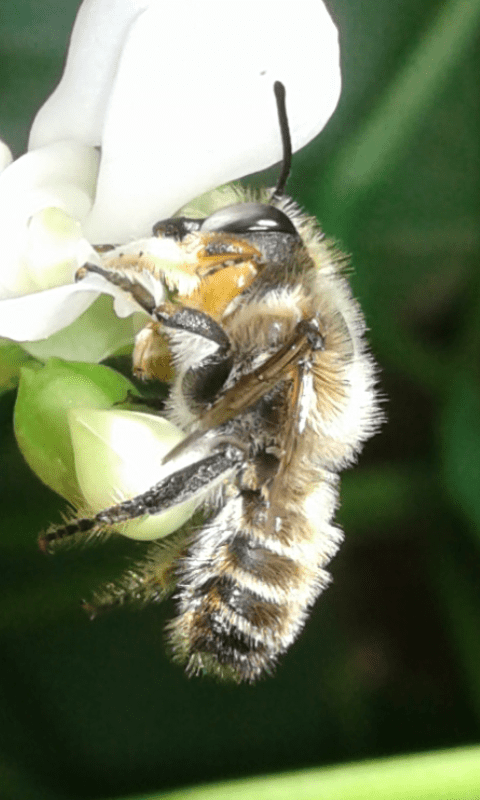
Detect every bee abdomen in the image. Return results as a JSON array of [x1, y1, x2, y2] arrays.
[[168, 572, 286, 682], [185, 574, 283, 681], [167, 499, 330, 682]]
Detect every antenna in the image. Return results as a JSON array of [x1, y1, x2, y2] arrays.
[[270, 81, 292, 203]]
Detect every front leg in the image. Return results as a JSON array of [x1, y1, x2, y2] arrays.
[[76, 261, 161, 315], [155, 303, 231, 348], [156, 304, 234, 413]]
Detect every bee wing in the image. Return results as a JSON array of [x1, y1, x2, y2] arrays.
[[161, 318, 320, 466], [205, 319, 319, 431]]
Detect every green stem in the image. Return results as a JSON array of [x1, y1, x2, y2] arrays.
[[122, 745, 480, 800]]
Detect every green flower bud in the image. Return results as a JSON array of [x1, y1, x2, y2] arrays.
[[14, 358, 135, 504]]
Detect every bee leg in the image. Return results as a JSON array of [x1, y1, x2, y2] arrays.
[[84, 528, 192, 617], [155, 305, 234, 407], [93, 443, 243, 528], [155, 304, 231, 348], [76, 262, 157, 315], [133, 322, 173, 383], [39, 442, 243, 551]]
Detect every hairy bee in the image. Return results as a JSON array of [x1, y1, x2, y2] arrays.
[[40, 84, 380, 682]]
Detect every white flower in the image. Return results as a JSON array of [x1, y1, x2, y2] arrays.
[[0, 141, 101, 340], [0, 0, 341, 350]]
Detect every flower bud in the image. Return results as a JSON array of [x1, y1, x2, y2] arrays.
[[69, 410, 198, 540], [14, 359, 135, 504]]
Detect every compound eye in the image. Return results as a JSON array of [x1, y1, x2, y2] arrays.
[[200, 202, 298, 237]]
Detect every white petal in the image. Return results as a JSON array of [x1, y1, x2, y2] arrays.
[[0, 283, 98, 341], [29, 0, 152, 149], [0, 140, 98, 222], [83, 0, 341, 241], [69, 409, 200, 540], [24, 208, 96, 292], [23, 296, 144, 363], [0, 142, 99, 297]]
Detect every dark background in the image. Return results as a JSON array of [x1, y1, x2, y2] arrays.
[[1, 1, 480, 798]]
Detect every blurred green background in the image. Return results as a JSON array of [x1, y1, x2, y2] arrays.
[[1, 0, 480, 798]]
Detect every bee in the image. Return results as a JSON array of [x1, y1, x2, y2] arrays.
[[40, 83, 380, 682]]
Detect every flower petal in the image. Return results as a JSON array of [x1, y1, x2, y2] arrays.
[[37, 0, 340, 242], [0, 283, 98, 341], [24, 207, 95, 292], [0, 142, 99, 297], [0, 140, 98, 225], [28, 0, 152, 150], [23, 295, 144, 363], [88, 0, 340, 240]]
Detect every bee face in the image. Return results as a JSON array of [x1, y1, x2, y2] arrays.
[[40, 93, 381, 683]]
